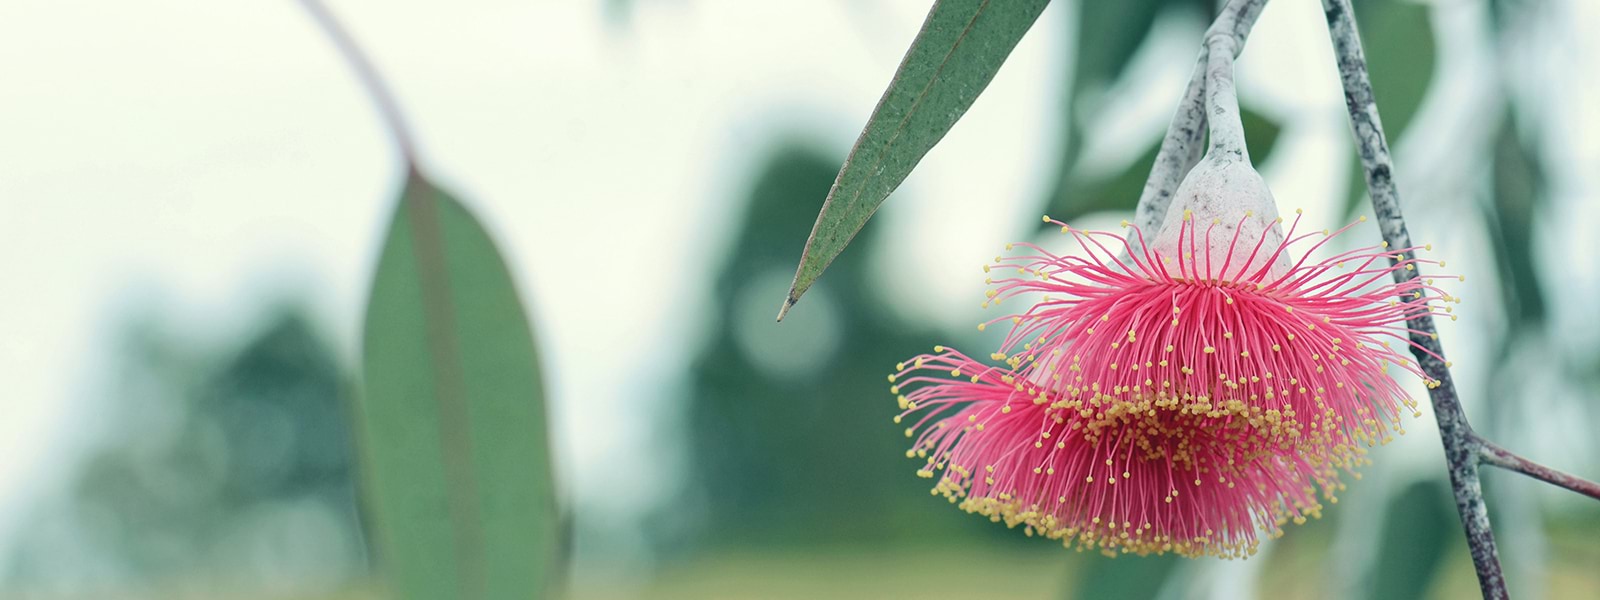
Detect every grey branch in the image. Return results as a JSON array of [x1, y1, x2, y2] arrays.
[[297, 0, 420, 167], [1478, 437, 1600, 501], [1133, 0, 1268, 233], [1320, 0, 1508, 596]]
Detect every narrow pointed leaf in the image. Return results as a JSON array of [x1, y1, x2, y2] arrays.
[[779, 0, 1051, 319], [358, 173, 559, 599]]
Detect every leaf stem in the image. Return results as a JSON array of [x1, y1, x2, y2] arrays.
[[1319, 0, 1507, 597], [296, 0, 420, 167], [1478, 437, 1600, 501], [1133, 0, 1267, 232]]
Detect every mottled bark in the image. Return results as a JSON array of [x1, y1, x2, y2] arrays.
[[1320, 0, 1505, 595], [1479, 439, 1600, 502]]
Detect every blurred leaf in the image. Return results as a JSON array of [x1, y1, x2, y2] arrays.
[[1041, 104, 1282, 225], [688, 144, 965, 546], [1342, 0, 1436, 217], [1485, 0, 1531, 35], [1484, 113, 1547, 324], [1075, 0, 1164, 93], [360, 173, 559, 599], [781, 0, 1050, 317], [5, 307, 367, 585], [1043, 0, 1171, 228], [1066, 554, 1180, 600], [1368, 479, 1454, 600], [602, 0, 635, 30]]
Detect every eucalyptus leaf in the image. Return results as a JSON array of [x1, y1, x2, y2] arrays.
[[1042, 0, 1164, 189], [359, 173, 560, 599], [779, 0, 1051, 319], [1066, 554, 1181, 600], [1368, 479, 1454, 600], [1485, 113, 1547, 323], [1075, 0, 1165, 93]]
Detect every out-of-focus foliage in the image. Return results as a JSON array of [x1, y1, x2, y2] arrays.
[[783, 0, 1049, 313], [5, 307, 366, 593], [1041, 0, 1286, 226], [1040, 104, 1282, 226], [1485, 114, 1547, 324], [684, 144, 975, 546], [1341, 0, 1436, 217], [359, 174, 561, 599], [1368, 479, 1455, 600], [1046, 0, 1197, 190], [1065, 553, 1180, 600]]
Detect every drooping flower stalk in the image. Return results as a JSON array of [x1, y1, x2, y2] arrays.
[[1133, 0, 1269, 233]]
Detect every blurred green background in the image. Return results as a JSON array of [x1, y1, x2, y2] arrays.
[[2, 0, 1598, 598]]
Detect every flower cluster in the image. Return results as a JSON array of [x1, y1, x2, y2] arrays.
[[889, 210, 1459, 558]]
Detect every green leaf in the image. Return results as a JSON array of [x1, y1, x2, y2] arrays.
[[1041, 104, 1283, 225], [1043, 0, 1226, 221], [1075, 0, 1165, 93], [1049, 0, 1164, 169], [1368, 479, 1454, 600], [359, 173, 560, 599], [1342, 0, 1436, 217], [1066, 554, 1181, 599], [1485, 113, 1547, 324], [779, 0, 1051, 319]]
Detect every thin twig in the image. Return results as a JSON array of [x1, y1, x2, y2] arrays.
[[296, 0, 420, 167], [1201, 35, 1243, 160], [1318, 0, 1506, 597], [1133, 0, 1267, 233], [1478, 437, 1600, 501]]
